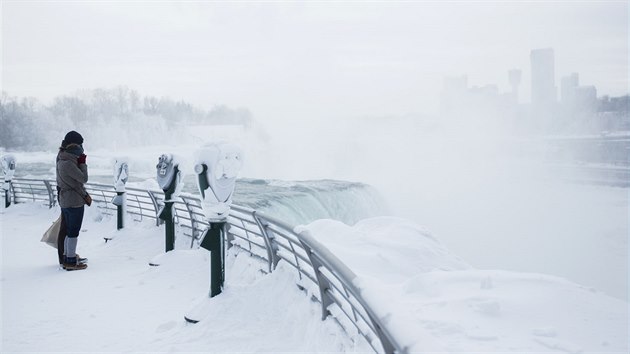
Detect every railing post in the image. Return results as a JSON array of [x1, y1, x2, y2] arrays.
[[147, 191, 162, 226], [43, 180, 55, 208], [182, 196, 200, 248], [28, 183, 35, 203], [369, 314, 397, 354], [299, 241, 334, 320], [252, 212, 280, 273], [225, 223, 234, 249]]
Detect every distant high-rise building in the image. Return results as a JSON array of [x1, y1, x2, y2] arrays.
[[508, 69, 522, 102], [561, 73, 579, 106], [576, 85, 598, 112], [530, 48, 557, 107]]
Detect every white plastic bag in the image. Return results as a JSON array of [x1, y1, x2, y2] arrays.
[[41, 215, 61, 249]]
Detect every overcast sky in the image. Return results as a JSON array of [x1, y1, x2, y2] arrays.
[[2, 1, 628, 119]]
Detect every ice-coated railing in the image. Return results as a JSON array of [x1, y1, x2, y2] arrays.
[[7, 178, 407, 354]]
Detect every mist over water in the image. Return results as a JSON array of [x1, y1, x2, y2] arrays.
[[4, 100, 627, 300], [2, 1, 627, 302], [242, 113, 628, 300]]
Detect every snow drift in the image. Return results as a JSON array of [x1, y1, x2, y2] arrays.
[[1, 203, 627, 353], [299, 217, 629, 353]]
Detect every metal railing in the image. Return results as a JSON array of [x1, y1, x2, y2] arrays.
[[7, 178, 407, 354]]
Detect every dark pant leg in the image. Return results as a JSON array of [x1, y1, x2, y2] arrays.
[[57, 213, 67, 264], [61, 207, 85, 260], [61, 206, 85, 238]]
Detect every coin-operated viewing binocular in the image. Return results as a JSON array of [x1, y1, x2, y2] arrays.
[[112, 159, 129, 230], [157, 154, 180, 196], [156, 154, 181, 252], [194, 143, 243, 222], [194, 143, 243, 298], [1, 154, 16, 208], [113, 160, 129, 194]]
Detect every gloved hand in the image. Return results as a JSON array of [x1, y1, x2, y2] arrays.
[[78, 154, 87, 165]]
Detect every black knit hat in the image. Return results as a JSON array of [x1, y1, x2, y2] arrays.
[[62, 131, 84, 147]]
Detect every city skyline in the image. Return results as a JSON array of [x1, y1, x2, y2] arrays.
[[3, 1, 628, 119], [444, 46, 626, 105]]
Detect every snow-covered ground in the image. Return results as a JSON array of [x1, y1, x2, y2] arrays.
[[1, 204, 364, 353], [301, 218, 628, 353], [1, 203, 627, 353], [2, 123, 628, 353]]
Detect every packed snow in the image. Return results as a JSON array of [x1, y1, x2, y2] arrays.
[[1, 202, 627, 353], [299, 218, 628, 353], [1, 204, 364, 353]]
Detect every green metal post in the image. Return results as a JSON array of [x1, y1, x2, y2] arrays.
[[1, 155, 16, 208], [4, 186, 9, 208], [165, 205, 175, 252], [200, 222, 225, 297], [4, 179, 11, 208], [116, 192, 124, 230], [157, 163, 179, 253], [159, 192, 175, 252]]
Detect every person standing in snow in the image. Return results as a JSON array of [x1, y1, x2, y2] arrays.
[[56, 131, 89, 271]]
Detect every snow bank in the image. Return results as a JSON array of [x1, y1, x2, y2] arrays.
[[0, 203, 364, 353], [1, 178, 627, 353], [299, 217, 629, 353]]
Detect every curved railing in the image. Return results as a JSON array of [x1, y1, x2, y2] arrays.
[[7, 178, 407, 354]]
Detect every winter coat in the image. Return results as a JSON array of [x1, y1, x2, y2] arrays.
[[56, 150, 89, 208]]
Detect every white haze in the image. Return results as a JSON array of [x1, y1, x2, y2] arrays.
[[2, 1, 628, 300], [3, 2, 628, 116], [242, 114, 627, 300], [6, 114, 626, 300]]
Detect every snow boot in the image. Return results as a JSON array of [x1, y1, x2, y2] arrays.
[[76, 254, 88, 264], [63, 257, 87, 271], [60, 255, 87, 266]]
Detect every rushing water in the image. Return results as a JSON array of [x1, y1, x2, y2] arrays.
[[12, 161, 388, 226]]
